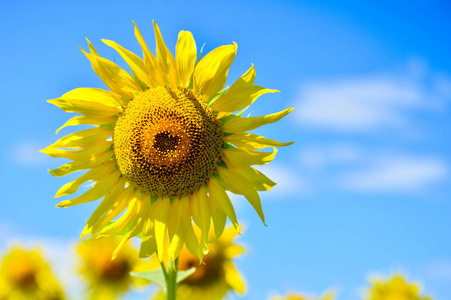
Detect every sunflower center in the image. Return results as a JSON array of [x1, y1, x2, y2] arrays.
[[9, 264, 37, 290], [179, 252, 223, 286], [153, 131, 181, 153], [113, 86, 223, 198], [98, 257, 131, 282]]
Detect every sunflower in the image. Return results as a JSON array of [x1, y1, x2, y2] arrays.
[[76, 237, 152, 299], [270, 290, 335, 300], [41, 21, 293, 261], [0, 246, 65, 300], [151, 226, 246, 300], [365, 273, 432, 300]]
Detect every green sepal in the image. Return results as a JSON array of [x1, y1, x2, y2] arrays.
[[195, 43, 206, 67], [151, 195, 158, 205], [217, 160, 228, 169], [99, 123, 115, 130], [132, 70, 150, 91], [139, 237, 156, 258], [219, 114, 239, 126], [222, 141, 235, 149], [206, 86, 229, 106]]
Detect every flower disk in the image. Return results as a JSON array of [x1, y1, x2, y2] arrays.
[[114, 86, 223, 198]]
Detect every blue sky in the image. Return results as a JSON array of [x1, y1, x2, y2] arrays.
[[1, 0, 450, 299]]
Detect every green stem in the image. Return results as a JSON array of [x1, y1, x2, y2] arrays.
[[166, 257, 179, 300]]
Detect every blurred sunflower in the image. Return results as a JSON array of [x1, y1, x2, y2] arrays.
[[0, 246, 65, 300], [76, 237, 151, 299], [41, 21, 293, 261], [151, 226, 245, 300], [365, 273, 432, 300], [270, 290, 335, 300]]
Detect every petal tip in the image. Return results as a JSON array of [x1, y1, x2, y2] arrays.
[[55, 201, 69, 208]]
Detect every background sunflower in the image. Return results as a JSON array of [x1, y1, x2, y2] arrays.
[[0, 246, 65, 300], [151, 226, 246, 300]]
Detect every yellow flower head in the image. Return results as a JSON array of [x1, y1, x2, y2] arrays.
[[365, 273, 433, 300], [152, 226, 246, 300], [41, 21, 293, 262], [0, 246, 65, 300], [270, 290, 336, 300], [76, 237, 151, 299]]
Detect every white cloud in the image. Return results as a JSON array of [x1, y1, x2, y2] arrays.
[[256, 164, 310, 197], [9, 140, 49, 166], [299, 144, 363, 169], [424, 260, 451, 283], [293, 61, 450, 132], [338, 155, 448, 193], [297, 144, 448, 194]]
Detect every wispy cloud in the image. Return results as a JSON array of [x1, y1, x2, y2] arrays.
[[9, 140, 49, 167], [298, 144, 448, 194], [293, 60, 450, 133], [256, 164, 310, 198], [299, 143, 363, 169], [424, 260, 451, 283], [338, 155, 448, 193]]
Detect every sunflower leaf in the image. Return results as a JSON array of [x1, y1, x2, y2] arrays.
[[130, 269, 167, 291], [176, 267, 196, 282]]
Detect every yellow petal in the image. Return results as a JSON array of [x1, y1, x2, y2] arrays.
[[41, 142, 111, 162], [193, 43, 237, 101], [224, 244, 246, 259], [167, 197, 183, 239], [80, 42, 141, 99], [176, 30, 196, 87], [154, 197, 170, 261], [218, 167, 265, 225], [222, 161, 276, 191], [98, 191, 141, 235], [62, 87, 125, 106], [222, 107, 294, 133], [182, 211, 201, 260], [224, 132, 294, 150], [102, 39, 153, 87], [47, 127, 112, 150], [223, 261, 246, 294], [208, 193, 227, 240], [223, 147, 277, 167], [48, 151, 113, 177], [167, 231, 184, 261], [132, 21, 164, 86], [153, 21, 178, 87], [230, 64, 256, 89], [55, 161, 116, 197], [207, 177, 239, 231], [56, 170, 121, 208], [82, 178, 128, 235], [190, 186, 211, 254], [55, 115, 117, 134], [47, 98, 119, 118], [167, 197, 185, 259], [212, 84, 278, 113]]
